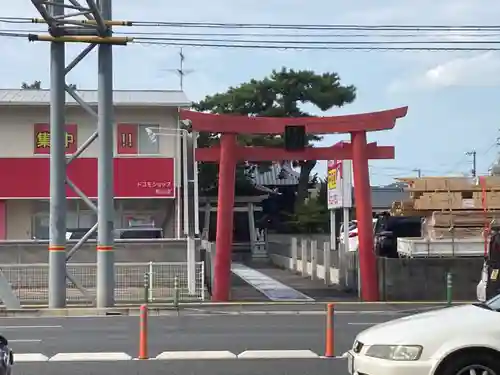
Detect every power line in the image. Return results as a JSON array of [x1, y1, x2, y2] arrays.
[[5, 27, 500, 42], [3, 16, 500, 31], [1, 20, 500, 51], [0, 35, 496, 51], [132, 41, 500, 51], [9, 28, 500, 38], [5, 25, 500, 38], [130, 21, 500, 31], [113, 31, 500, 38], [133, 36, 500, 45]]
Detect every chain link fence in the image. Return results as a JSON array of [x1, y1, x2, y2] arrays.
[[0, 262, 205, 305]]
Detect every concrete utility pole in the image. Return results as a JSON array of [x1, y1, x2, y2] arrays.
[[48, 0, 67, 309], [31, 0, 129, 308], [466, 150, 477, 177]]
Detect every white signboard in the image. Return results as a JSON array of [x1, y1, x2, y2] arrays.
[[327, 159, 353, 209]]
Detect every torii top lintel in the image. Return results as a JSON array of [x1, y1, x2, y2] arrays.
[[180, 107, 408, 135]]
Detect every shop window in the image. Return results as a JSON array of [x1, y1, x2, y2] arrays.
[[138, 124, 159, 155], [32, 200, 96, 239]]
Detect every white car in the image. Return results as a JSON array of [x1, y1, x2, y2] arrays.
[[339, 219, 377, 252], [346, 297, 500, 375]]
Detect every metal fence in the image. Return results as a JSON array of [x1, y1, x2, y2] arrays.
[[0, 262, 205, 305]]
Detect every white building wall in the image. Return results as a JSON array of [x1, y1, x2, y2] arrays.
[[0, 106, 179, 158], [6, 200, 32, 240]]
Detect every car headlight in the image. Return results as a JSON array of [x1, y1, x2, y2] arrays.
[[365, 345, 422, 361]]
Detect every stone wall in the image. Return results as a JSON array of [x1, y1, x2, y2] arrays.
[[378, 257, 483, 301]]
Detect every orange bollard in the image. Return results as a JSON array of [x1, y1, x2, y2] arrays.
[[324, 303, 335, 357], [138, 303, 148, 359]]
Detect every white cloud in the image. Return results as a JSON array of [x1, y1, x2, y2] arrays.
[[389, 52, 500, 92], [424, 52, 500, 87]]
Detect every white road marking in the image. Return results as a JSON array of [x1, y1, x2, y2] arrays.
[[9, 339, 42, 343], [206, 310, 407, 316], [8, 350, 348, 361], [156, 351, 237, 360], [49, 352, 132, 361], [14, 353, 49, 362], [0, 325, 62, 329], [238, 350, 319, 359]]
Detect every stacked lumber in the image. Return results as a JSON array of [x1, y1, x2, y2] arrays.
[[427, 211, 500, 227], [394, 176, 500, 212], [422, 211, 500, 240], [399, 176, 500, 191], [390, 200, 419, 216], [389, 176, 500, 240]]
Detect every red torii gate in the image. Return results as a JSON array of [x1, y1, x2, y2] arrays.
[[181, 107, 408, 302]]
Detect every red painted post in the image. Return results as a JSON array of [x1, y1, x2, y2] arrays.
[[212, 133, 237, 302], [138, 304, 148, 359], [325, 303, 335, 357], [351, 131, 379, 301]]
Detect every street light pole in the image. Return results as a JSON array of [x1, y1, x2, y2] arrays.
[[146, 126, 199, 295]]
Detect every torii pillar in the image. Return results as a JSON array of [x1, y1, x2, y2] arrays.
[[182, 107, 408, 302]]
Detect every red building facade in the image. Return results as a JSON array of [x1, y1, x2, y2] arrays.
[[0, 89, 190, 240]]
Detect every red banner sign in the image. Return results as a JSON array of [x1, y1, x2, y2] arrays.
[[0, 157, 175, 199], [116, 124, 138, 154], [33, 123, 78, 154]]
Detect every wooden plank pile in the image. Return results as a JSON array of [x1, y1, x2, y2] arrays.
[[390, 176, 500, 240]]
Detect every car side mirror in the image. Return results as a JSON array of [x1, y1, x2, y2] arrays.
[[9, 351, 13, 365]]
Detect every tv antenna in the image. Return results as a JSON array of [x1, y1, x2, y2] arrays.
[[166, 48, 194, 90]]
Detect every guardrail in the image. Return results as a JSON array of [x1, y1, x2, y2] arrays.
[[0, 261, 205, 305]]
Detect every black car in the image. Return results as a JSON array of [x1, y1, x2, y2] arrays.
[[374, 213, 423, 257]]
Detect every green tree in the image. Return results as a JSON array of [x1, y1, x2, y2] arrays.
[[288, 197, 329, 233], [316, 178, 328, 208], [21, 81, 77, 90], [21, 81, 42, 89], [194, 67, 356, 205]]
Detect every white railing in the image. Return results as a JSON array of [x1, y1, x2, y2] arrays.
[[0, 261, 205, 305]]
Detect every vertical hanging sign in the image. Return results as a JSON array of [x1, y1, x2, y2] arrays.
[[327, 159, 353, 209], [117, 123, 138, 154]]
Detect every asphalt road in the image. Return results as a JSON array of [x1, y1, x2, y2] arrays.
[[0, 311, 420, 357], [13, 359, 347, 375], [3, 305, 443, 375]]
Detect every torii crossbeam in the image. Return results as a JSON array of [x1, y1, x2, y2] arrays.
[[181, 107, 408, 302]]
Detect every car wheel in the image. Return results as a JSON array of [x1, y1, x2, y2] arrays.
[[438, 353, 500, 375]]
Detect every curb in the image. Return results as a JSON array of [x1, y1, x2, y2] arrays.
[[0, 301, 471, 317]]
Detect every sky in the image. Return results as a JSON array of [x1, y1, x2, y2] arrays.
[[3, 0, 500, 185]]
